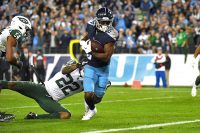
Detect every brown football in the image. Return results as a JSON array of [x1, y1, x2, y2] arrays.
[[91, 39, 104, 53]]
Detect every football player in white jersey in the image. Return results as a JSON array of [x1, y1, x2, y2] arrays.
[[0, 16, 31, 122], [0, 16, 32, 69], [0, 60, 84, 119]]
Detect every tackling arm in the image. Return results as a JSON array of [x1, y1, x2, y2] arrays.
[[62, 64, 79, 74], [91, 42, 114, 62]]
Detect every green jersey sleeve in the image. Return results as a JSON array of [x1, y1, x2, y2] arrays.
[[9, 29, 23, 43]]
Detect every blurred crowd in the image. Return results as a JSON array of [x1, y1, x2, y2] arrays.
[[0, 0, 200, 81], [0, 0, 200, 55]]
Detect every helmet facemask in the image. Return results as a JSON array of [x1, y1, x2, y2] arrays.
[[23, 28, 32, 42], [95, 18, 113, 32]]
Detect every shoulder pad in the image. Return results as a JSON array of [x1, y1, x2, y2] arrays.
[[106, 27, 119, 41], [9, 29, 23, 42], [87, 19, 96, 26]]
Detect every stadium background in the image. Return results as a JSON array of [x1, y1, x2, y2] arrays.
[[1, 1, 200, 132]]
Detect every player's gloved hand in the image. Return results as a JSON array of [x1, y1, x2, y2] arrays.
[[79, 57, 88, 66], [191, 56, 196, 68], [86, 53, 92, 60], [80, 40, 91, 54], [16, 60, 23, 70]]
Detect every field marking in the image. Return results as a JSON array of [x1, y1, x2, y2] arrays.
[[83, 119, 200, 133], [0, 96, 176, 110]]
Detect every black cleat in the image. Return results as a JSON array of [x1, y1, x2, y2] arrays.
[[106, 81, 111, 90], [0, 112, 15, 122], [24, 112, 37, 119]]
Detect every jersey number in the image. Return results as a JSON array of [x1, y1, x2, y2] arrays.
[[55, 74, 80, 95]]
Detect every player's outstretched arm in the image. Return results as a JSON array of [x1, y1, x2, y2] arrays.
[[62, 64, 78, 74], [6, 36, 22, 68], [91, 42, 114, 62]]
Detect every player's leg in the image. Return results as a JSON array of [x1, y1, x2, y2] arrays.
[[83, 80, 111, 116], [83, 65, 97, 110], [82, 65, 98, 120], [82, 66, 109, 120], [93, 76, 108, 104], [0, 80, 41, 121], [93, 80, 111, 104], [24, 85, 71, 119], [0, 80, 44, 99], [191, 75, 200, 97], [0, 80, 70, 119], [26, 98, 71, 119]]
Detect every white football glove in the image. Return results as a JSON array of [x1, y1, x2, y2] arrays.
[[80, 40, 91, 54], [86, 53, 92, 60]]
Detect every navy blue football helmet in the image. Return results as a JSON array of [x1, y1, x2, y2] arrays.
[[95, 7, 113, 32]]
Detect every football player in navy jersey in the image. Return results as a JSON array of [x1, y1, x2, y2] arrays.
[[80, 7, 119, 120]]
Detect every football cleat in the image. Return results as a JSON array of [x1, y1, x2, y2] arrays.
[[82, 107, 97, 121], [0, 112, 15, 122], [191, 85, 197, 97], [24, 112, 37, 119], [106, 81, 111, 90]]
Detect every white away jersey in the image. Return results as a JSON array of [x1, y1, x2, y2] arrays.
[[0, 27, 23, 52], [44, 68, 83, 101]]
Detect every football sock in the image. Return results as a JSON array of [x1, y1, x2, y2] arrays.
[[93, 94, 102, 104], [195, 75, 200, 86], [36, 113, 60, 119], [85, 94, 95, 110]]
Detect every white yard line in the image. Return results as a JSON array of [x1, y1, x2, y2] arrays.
[[83, 119, 200, 133], [0, 96, 176, 110]]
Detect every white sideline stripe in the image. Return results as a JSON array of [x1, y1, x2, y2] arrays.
[[0, 96, 175, 110], [83, 120, 200, 133]]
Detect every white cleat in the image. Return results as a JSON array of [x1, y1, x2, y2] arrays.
[[82, 107, 97, 121], [191, 86, 197, 97]]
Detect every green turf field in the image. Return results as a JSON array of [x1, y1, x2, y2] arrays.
[[1, 86, 200, 133]]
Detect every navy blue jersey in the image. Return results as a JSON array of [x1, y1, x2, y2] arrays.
[[86, 19, 119, 67]]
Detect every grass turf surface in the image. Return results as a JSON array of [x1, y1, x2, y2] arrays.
[[0, 86, 200, 133]]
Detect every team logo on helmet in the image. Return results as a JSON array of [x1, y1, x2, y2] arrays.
[[18, 17, 29, 24]]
